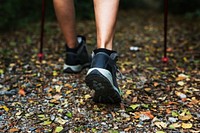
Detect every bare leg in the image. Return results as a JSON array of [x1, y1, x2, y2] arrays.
[[93, 0, 119, 50], [53, 0, 77, 48]]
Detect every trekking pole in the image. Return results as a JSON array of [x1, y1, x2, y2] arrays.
[[162, 0, 169, 63], [38, 0, 46, 62]]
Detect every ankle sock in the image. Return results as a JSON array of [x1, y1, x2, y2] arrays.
[[94, 48, 116, 55], [66, 44, 81, 53], [66, 39, 83, 53]]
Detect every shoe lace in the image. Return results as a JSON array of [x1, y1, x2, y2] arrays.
[[116, 66, 125, 80]]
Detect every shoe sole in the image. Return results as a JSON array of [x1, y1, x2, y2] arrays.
[[63, 62, 90, 73], [85, 68, 121, 104]]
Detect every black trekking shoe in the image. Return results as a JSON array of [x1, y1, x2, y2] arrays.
[[63, 35, 91, 73], [85, 49, 122, 104]]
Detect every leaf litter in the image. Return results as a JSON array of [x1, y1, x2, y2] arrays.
[[0, 9, 199, 132]]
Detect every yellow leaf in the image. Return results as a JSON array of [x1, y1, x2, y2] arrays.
[[79, 99, 85, 105], [181, 123, 192, 129], [156, 131, 165, 133], [1, 105, 9, 112], [43, 120, 52, 125], [144, 88, 151, 92], [130, 104, 140, 110], [126, 90, 132, 95], [84, 94, 91, 99], [58, 109, 64, 113], [0, 69, 4, 74], [176, 74, 189, 81], [66, 90, 72, 94], [53, 71, 58, 76], [55, 126, 63, 133], [179, 114, 193, 121], [145, 57, 149, 62]]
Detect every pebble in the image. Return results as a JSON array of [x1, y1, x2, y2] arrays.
[[130, 46, 140, 51], [139, 114, 151, 121], [168, 117, 178, 123]]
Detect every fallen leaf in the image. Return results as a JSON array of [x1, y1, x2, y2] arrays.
[[180, 109, 190, 116], [126, 90, 133, 95], [141, 111, 154, 119], [166, 108, 171, 114], [154, 82, 159, 87], [43, 120, 52, 125], [84, 94, 91, 99], [55, 126, 63, 133], [0, 105, 9, 112], [38, 114, 46, 120], [18, 89, 26, 96], [52, 94, 62, 100], [177, 81, 185, 86], [139, 113, 151, 121], [176, 74, 189, 81], [130, 104, 140, 110], [66, 90, 72, 94], [166, 47, 173, 52], [175, 91, 186, 99], [144, 88, 151, 92], [55, 85, 62, 93], [179, 114, 193, 121], [16, 111, 22, 116], [171, 111, 179, 117], [141, 104, 149, 108], [50, 99, 59, 104], [64, 83, 73, 89], [58, 109, 63, 113], [55, 117, 67, 125], [132, 97, 138, 103], [53, 71, 58, 76], [134, 112, 140, 119], [169, 123, 181, 129], [166, 101, 178, 105], [66, 112, 72, 118], [156, 131, 165, 133], [154, 121, 168, 129], [182, 123, 193, 129], [0, 69, 4, 74], [9, 128, 19, 133]]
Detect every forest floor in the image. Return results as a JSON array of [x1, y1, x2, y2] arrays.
[[0, 9, 199, 133]]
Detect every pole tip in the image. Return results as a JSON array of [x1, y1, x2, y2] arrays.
[[162, 57, 169, 63], [38, 53, 44, 62]]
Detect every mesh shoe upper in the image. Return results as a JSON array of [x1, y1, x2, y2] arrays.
[[90, 51, 119, 89], [85, 50, 121, 103], [63, 35, 91, 73]]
